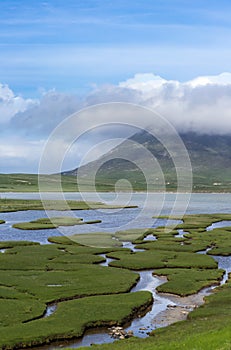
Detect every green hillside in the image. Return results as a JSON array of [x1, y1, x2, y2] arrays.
[[1, 132, 231, 192], [63, 132, 231, 192]]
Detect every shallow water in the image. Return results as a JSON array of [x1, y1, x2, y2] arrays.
[[206, 221, 231, 231], [212, 255, 231, 284], [122, 241, 145, 252], [1, 192, 231, 244], [0, 209, 180, 244], [197, 247, 212, 254], [175, 229, 185, 238], [143, 234, 157, 241], [44, 304, 57, 318]]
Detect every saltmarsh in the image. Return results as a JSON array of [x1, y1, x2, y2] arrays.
[[0, 198, 137, 213], [0, 212, 230, 349], [0, 238, 151, 349]]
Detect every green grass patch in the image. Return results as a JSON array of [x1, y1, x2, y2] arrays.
[[13, 222, 57, 230], [0, 242, 139, 302], [145, 227, 179, 239], [154, 268, 223, 296], [67, 232, 123, 248], [107, 249, 217, 270], [0, 297, 46, 327], [0, 198, 137, 213], [0, 243, 122, 272], [48, 236, 124, 255], [0, 240, 39, 249], [176, 213, 231, 230], [136, 239, 208, 253], [12, 216, 102, 230], [114, 228, 151, 243], [0, 291, 152, 349], [183, 228, 231, 256], [150, 214, 231, 256], [0, 266, 139, 303]]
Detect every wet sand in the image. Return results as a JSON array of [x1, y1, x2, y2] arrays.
[[152, 292, 206, 327]]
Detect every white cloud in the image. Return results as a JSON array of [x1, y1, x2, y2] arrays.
[[0, 83, 36, 124], [119, 73, 168, 92], [116, 72, 231, 134], [186, 72, 231, 87]]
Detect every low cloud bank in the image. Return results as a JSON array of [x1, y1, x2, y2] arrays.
[[1, 72, 231, 172]]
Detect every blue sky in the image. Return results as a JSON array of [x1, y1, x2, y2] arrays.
[[1, 0, 231, 173], [1, 0, 231, 97]]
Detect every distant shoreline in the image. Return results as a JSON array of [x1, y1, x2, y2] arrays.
[[1, 174, 230, 194], [0, 189, 231, 193]]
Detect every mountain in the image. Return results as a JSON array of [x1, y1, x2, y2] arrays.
[[63, 131, 231, 192]]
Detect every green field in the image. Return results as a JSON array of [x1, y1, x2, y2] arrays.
[[1, 172, 231, 192], [0, 173, 82, 192]]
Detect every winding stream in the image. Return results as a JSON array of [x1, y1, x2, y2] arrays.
[[212, 255, 231, 285]]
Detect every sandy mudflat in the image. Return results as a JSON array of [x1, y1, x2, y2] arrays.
[[152, 292, 206, 328]]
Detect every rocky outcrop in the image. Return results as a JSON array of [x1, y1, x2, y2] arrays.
[[108, 326, 134, 339]]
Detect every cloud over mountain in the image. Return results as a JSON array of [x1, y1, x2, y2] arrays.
[[4, 72, 231, 136], [1, 72, 231, 172], [117, 72, 231, 134]]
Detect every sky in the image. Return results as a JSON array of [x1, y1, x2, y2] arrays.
[[1, 0, 231, 173]]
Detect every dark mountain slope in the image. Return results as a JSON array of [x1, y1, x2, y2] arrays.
[[63, 132, 231, 192]]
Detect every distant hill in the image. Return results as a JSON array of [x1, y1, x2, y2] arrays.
[[63, 131, 231, 192]]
